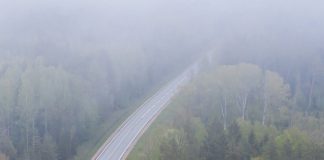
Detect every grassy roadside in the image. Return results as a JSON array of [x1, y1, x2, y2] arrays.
[[73, 64, 190, 160], [73, 81, 168, 160], [126, 93, 184, 160]]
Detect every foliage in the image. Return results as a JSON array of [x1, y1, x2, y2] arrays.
[[0, 51, 194, 160], [129, 63, 324, 160]]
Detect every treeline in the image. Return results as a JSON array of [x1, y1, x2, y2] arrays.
[[0, 58, 98, 160], [0, 50, 196, 160], [128, 63, 324, 160], [216, 42, 324, 117], [201, 120, 324, 160], [196, 63, 290, 129], [0, 3, 204, 159]]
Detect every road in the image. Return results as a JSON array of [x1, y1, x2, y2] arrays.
[[92, 63, 199, 160]]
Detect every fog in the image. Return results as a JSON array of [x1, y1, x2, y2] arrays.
[[1, 0, 323, 58], [0, 0, 324, 160], [0, 0, 212, 57]]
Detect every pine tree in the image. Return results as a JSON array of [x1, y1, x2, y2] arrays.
[[248, 130, 259, 157], [202, 130, 227, 160], [225, 122, 243, 160], [283, 139, 292, 160], [263, 140, 278, 160], [160, 136, 185, 160]]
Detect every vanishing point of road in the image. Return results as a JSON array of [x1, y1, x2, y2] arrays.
[[92, 63, 199, 160]]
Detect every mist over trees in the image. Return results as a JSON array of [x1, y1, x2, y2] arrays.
[[129, 60, 324, 160], [1, 0, 324, 160], [0, 30, 199, 160], [0, 1, 203, 159]]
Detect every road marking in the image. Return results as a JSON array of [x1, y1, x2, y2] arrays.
[[141, 105, 155, 119], [94, 60, 201, 160], [105, 111, 145, 160], [103, 86, 177, 159]]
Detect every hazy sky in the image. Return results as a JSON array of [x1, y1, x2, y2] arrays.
[[0, 0, 324, 58]]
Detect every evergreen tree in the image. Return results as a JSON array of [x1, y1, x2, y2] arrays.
[[225, 122, 243, 160], [263, 139, 278, 160], [248, 130, 259, 157], [160, 136, 185, 160], [202, 129, 227, 160], [283, 139, 292, 160]]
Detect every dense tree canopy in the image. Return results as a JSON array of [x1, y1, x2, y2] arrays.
[[0, 50, 197, 160], [128, 62, 324, 160]]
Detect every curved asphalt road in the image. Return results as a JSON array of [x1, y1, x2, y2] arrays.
[[92, 63, 199, 160]]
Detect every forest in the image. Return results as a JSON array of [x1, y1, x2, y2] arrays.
[[128, 53, 324, 160], [1, 0, 324, 160], [0, 1, 204, 160], [0, 52, 197, 160]]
